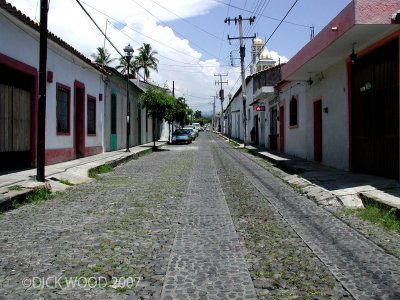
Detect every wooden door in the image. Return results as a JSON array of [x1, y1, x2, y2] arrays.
[[74, 83, 85, 158], [0, 83, 31, 171], [351, 38, 399, 179], [314, 100, 322, 161]]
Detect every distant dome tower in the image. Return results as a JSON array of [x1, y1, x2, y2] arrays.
[[251, 37, 264, 74], [256, 47, 276, 72]]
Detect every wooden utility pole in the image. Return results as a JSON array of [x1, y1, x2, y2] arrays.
[[214, 74, 228, 133], [225, 15, 255, 146], [37, 0, 49, 182], [210, 95, 216, 130]]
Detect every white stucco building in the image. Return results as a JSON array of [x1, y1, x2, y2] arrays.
[[278, 0, 400, 179], [0, 0, 106, 171]]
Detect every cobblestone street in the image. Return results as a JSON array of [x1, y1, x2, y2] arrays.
[[1, 133, 400, 299]]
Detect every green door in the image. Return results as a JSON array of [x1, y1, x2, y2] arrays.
[[110, 94, 117, 151], [137, 108, 142, 145]]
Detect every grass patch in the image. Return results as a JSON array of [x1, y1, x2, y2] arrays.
[[26, 187, 56, 204], [89, 164, 114, 178], [228, 139, 240, 147], [357, 201, 400, 233], [59, 178, 73, 186], [8, 185, 22, 191], [6, 187, 63, 210]]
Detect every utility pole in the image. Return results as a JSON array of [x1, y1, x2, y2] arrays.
[[210, 95, 216, 131], [214, 74, 228, 133], [225, 15, 255, 146], [37, 0, 49, 182]]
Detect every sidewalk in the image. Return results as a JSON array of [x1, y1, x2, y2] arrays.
[[0, 142, 165, 208], [222, 135, 400, 211]]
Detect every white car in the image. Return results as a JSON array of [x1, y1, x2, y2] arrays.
[[191, 123, 203, 132]]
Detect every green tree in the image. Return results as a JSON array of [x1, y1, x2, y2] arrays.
[[140, 86, 173, 149], [91, 46, 114, 66], [136, 43, 159, 82], [174, 97, 190, 126], [187, 108, 193, 124], [194, 110, 202, 119]]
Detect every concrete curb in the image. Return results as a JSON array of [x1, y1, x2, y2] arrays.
[[247, 147, 353, 211]]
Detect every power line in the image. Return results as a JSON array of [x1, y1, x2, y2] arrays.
[[227, 0, 300, 99], [75, 0, 123, 57], [212, 0, 309, 28], [150, 0, 227, 43], [130, 0, 219, 59], [79, 0, 208, 61]]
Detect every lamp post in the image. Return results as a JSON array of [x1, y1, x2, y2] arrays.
[[124, 44, 134, 152]]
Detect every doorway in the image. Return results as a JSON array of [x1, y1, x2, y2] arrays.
[[110, 93, 117, 151], [74, 81, 85, 158], [0, 64, 34, 171], [351, 38, 399, 179], [313, 99, 322, 161], [279, 105, 285, 152]]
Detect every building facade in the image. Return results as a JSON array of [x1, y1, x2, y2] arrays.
[[279, 0, 400, 179], [0, 0, 106, 171]]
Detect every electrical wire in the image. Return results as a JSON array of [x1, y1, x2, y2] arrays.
[[79, 0, 209, 61], [212, 0, 309, 28], [150, 0, 227, 43], [228, 0, 300, 98], [130, 0, 219, 59]]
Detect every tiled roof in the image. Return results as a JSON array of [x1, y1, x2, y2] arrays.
[[0, 0, 106, 74]]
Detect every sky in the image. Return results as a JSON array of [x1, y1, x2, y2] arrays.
[[8, 0, 351, 114]]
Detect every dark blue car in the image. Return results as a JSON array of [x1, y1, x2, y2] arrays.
[[171, 129, 192, 144]]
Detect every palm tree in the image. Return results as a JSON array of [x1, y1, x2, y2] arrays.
[[91, 46, 114, 66], [136, 43, 159, 82], [116, 57, 138, 78]]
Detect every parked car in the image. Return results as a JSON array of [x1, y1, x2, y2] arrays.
[[171, 129, 192, 144], [192, 123, 203, 132], [183, 127, 198, 140]]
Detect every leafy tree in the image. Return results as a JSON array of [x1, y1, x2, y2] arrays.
[[187, 108, 193, 124], [91, 46, 114, 66], [194, 110, 202, 119], [163, 95, 179, 143], [194, 117, 209, 126], [140, 86, 173, 149], [136, 43, 159, 82], [174, 97, 190, 126]]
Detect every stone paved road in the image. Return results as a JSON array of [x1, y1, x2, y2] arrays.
[[0, 147, 194, 299], [161, 137, 256, 299], [0, 133, 399, 299], [211, 135, 400, 299]]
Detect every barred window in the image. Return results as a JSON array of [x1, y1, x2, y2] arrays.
[[56, 84, 70, 134], [87, 96, 96, 135]]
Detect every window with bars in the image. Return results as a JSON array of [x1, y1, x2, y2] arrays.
[[87, 95, 96, 135], [56, 84, 70, 134]]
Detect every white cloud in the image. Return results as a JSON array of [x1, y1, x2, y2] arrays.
[[6, 0, 288, 113], [270, 51, 289, 64]]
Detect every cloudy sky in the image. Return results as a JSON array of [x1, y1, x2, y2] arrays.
[[8, 0, 351, 114]]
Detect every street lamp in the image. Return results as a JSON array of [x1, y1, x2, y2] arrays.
[[124, 43, 134, 152]]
